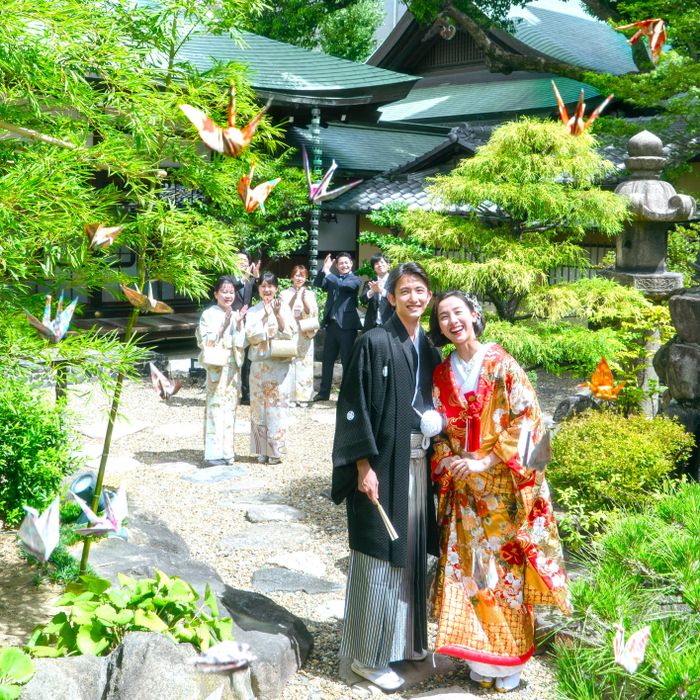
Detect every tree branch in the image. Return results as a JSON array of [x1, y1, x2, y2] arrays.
[[0, 119, 78, 150], [442, 1, 637, 81]]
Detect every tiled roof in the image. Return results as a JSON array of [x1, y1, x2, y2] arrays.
[[509, 0, 638, 75], [379, 76, 600, 124], [174, 32, 418, 95], [289, 123, 448, 174]]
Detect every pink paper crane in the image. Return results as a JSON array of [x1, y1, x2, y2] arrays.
[[237, 162, 281, 214], [18, 497, 60, 562], [179, 84, 270, 157], [72, 485, 128, 539], [150, 361, 182, 400], [615, 18, 666, 63], [551, 82, 614, 135], [302, 147, 362, 204], [613, 622, 651, 674]]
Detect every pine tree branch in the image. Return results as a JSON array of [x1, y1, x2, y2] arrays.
[[442, 1, 637, 81]]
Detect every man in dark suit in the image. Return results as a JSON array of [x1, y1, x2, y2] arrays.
[[313, 252, 362, 401], [232, 252, 259, 405], [360, 253, 394, 332]]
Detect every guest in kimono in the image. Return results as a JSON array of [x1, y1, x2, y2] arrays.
[[244, 271, 296, 464], [332, 262, 441, 691], [360, 252, 393, 332], [196, 275, 247, 466], [428, 291, 570, 693], [232, 251, 260, 406], [280, 265, 319, 407]]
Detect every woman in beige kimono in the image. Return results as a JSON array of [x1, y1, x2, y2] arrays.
[[279, 265, 318, 406], [428, 290, 570, 693], [197, 275, 246, 466], [244, 271, 296, 464]]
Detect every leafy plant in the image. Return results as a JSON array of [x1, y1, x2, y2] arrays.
[[548, 412, 695, 546], [0, 647, 35, 700], [553, 482, 700, 700], [27, 570, 233, 657], [667, 222, 700, 286], [0, 377, 81, 527]]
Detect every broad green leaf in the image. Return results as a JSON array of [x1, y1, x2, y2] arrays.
[[0, 648, 34, 683], [116, 573, 137, 590], [70, 600, 100, 625], [38, 613, 69, 636], [166, 579, 197, 604], [93, 604, 119, 626], [154, 569, 170, 587], [214, 617, 233, 641], [54, 592, 77, 607], [112, 609, 134, 626], [79, 576, 112, 596], [75, 624, 110, 656], [25, 646, 63, 658], [0, 683, 21, 700], [133, 609, 168, 633], [107, 588, 130, 609]]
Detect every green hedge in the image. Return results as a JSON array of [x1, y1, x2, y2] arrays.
[[0, 376, 80, 527]]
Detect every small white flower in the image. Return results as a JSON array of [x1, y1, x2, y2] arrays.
[[346, 410, 355, 421]]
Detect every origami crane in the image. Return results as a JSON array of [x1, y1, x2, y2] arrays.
[[179, 84, 270, 157], [551, 82, 614, 135], [189, 641, 256, 673], [73, 485, 128, 539], [615, 18, 666, 63], [85, 223, 123, 249], [25, 292, 78, 343], [149, 361, 182, 400], [120, 282, 174, 314], [18, 497, 60, 563], [237, 162, 281, 214], [577, 356, 625, 400], [302, 147, 362, 203], [613, 622, 651, 674]]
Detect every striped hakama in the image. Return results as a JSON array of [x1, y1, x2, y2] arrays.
[[340, 433, 429, 667]]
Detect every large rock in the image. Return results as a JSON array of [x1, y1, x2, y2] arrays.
[[252, 567, 343, 594], [665, 343, 700, 400], [552, 394, 599, 423], [670, 292, 700, 344], [221, 585, 313, 699], [22, 633, 251, 700]]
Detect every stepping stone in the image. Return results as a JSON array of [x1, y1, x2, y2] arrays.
[[409, 687, 480, 699], [252, 567, 343, 595], [154, 461, 199, 474], [80, 419, 148, 441], [315, 599, 345, 621], [181, 465, 246, 484], [267, 551, 326, 578], [222, 523, 311, 551], [219, 478, 268, 494], [221, 492, 277, 510], [245, 504, 304, 523], [152, 422, 201, 438]]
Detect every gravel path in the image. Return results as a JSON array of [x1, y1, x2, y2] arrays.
[[8, 361, 581, 698]]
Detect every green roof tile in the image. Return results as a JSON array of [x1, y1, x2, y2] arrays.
[[510, 1, 637, 75], [175, 32, 417, 94], [291, 123, 448, 173], [379, 76, 600, 123]]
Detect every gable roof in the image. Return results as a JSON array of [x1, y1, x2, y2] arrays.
[[174, 32, 419, 106]]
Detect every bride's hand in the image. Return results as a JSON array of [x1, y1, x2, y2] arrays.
[[447, 454, 490, 479]]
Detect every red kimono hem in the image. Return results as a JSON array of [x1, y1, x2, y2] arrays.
[[436, 644, 534, 666]]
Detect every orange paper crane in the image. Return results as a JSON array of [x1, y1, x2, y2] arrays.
[[577, 357, 625, 400], [85, 223, 123, 249], [179, 84, 271, 157], [120, 282, 174, 314], [237, 162, 281, 214], [551, 82, 614, 135], [615, 18, 666, 63]]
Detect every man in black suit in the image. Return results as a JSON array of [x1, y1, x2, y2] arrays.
[[360, 253, 394, 332], [313, 252, 362, 401], [232, 252, 259, 405]]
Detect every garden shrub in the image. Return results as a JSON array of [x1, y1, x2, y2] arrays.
[[548, 411, 694, 546], [482, 319, 627, 375], [553, 481, 700, 700], [27, 570, 233, 657], [0, 377, 81, 527], [0, 647, 35, 699]]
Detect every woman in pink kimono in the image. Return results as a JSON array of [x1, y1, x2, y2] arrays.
[[428, 291, 570, 693], [244, 271, 296, 464]]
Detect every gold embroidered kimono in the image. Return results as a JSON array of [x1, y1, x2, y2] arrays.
[[431, 344, 570, 667]]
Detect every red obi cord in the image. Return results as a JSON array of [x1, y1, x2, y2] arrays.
[[463, 391, 482, 453]]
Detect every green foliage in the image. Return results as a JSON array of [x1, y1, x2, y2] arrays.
[[668, 223, 700, 286], [553, 482, 700, 700], [27, 570, 233, 657], [0, 647, 35, 700], [548, 412, 695, 545], [255, 0, 383, 61], [482, 319, 627, 374], [0, 377, 81, 527]]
